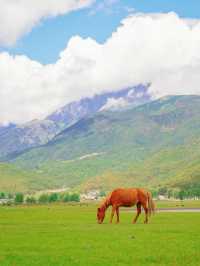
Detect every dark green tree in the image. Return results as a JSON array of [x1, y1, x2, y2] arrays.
[[158, 187, 167, 196], [178, 190, 185, 200], [14, 193, 24, 204], [70, 193, 80, 202], [38, 194, 49, 204], [63, 193, 70, 202], [0, 192, 5, 199], [99, 191, 106, 197], [26, 196, 36, 204], [48, 193, 59, 203]]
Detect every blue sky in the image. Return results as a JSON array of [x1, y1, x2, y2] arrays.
[[1, 0, 200, 64]]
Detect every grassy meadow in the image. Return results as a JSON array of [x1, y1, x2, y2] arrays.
[[154, 199, 200, 209], [0, 204, 199, 266]]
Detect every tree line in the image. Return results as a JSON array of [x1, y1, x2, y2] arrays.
[[0, 192, 80, 205], [152, 185, 200, 200]]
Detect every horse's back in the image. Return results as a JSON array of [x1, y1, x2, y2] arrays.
[[110, 188, 141, 206]]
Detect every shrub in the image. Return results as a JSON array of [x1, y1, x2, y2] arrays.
[[70, 193, 80, 202], [7, 193, 14, 199], [178, 190, 186, 200], [0, 192, 6, 199], [14, 193, 24, 204], [63, 193, 70, 202], [151, 190, 158, 198], [48, 193, 59, 203], [99, 191, 106, 197], [158, 187, 167, 196], [5, 200, 13, 206], [26, 196, 36, 204], [38, 194, 49, 204]]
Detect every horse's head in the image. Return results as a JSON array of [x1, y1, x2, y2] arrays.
[[97, 207, 106, 224]]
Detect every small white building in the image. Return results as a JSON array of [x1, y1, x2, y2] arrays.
[[81, 190, 100, 201], [158, 195, 166, 200], [0, 199, 13, 205]]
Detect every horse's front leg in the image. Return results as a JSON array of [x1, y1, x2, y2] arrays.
[[110, 206, 116, 224]]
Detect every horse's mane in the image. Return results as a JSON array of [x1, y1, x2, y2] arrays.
[[99, 192, 112, 210]]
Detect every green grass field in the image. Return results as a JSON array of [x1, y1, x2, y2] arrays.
[[154, 199, 200, 209], [0, 204, 199, 266]]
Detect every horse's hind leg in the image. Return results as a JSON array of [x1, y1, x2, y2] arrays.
[[116, 207, 120, 223], [132, 202, 141, 224], [141, 202, 148, 224]]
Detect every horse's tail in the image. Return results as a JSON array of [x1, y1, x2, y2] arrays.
[[147, 191, 155, 216]]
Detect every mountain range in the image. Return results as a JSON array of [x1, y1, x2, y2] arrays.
[[0, 94, 200, 193], [0, 85, 150, 160]]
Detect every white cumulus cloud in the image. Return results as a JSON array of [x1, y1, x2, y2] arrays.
[[0, 0, 94, 46], [1, 12, 200, 124]]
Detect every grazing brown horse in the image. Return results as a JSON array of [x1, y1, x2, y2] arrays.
[[97, 188, 155, 224]]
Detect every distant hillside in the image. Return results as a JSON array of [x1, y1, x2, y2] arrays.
[[6, 95, 200, 192], [47, 84, 150, 127], [0, 85, 150, 160], [0, 163, 34, 192], [0, 120, 60, 161]]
